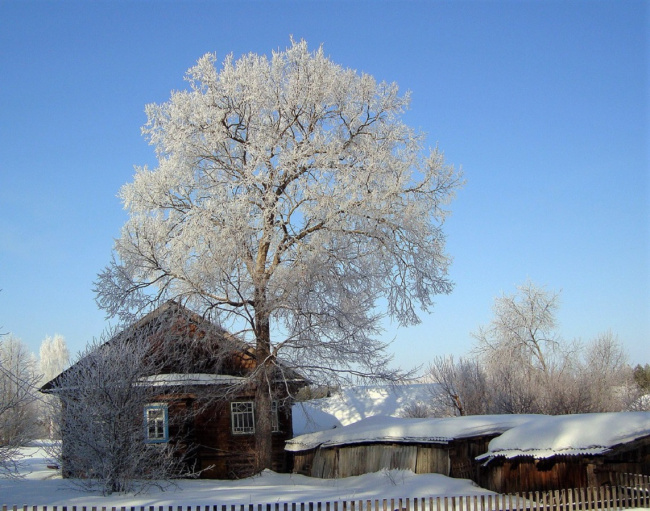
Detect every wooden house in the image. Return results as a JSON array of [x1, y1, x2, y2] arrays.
[[286, 414, 537, 480], [475, 412, 650, 493], [41, 301, 307, 480]]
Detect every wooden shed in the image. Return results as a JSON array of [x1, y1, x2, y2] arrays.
[[287, 414, 537, 480], [476, 412, 650, 493], [42, 301, 307, 479]]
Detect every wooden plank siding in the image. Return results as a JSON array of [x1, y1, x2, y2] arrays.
[[291, 436, 497, 480], [477, 436, 650, 494], [294, 443, 452, 479], [290, 433, 650, 499], [187, 396, 294, 479]]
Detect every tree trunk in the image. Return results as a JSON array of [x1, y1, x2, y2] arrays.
[[254, 374, 273, 472], [253, 299, 273, 473]]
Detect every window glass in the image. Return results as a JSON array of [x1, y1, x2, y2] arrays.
[[231, 401, 255, 434], [145, 404, 168, 442], [230, 400, 281, 434]]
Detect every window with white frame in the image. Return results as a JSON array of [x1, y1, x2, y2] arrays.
[[144, 404, 168, 443], [231, 401, 255, 434], [230, 401, 281, 434]]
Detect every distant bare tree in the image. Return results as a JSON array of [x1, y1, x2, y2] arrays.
[[39, 334, 70, 383], [473, 281, 560, 373], [399, 400, 436, 418], [427, 355, 489, 416], [39, 334, 70, 439], [471, 282, 632, 415], [576, 332, 633, 412], [0, 335, 40, 476]]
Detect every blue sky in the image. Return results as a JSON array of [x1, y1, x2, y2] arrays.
[[0, 1, 648, 371]]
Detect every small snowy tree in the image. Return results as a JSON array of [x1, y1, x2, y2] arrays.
[[0, 335, 40, 475], [95, 39, 462, 471], [39, 334, 70, 439], [39, 334, 70, 383], [48, 326, 191, 494], [427, 355, 490, 416], [572, 332, 633, 412]]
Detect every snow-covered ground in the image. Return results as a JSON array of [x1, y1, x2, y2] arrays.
[[0, 441, 493, 507]]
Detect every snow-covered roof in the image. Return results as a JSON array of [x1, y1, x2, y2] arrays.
[[138, 373, 246, 386], [286, 414, 539, 452], [477, 412, 650, 461]]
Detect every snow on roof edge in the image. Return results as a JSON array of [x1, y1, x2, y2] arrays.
[[286, 414, 540, 453], [286, 435, 452, 452], [478, 412, 650, 462], [138, 373, 247, 386], [476, 446, 612, 461]]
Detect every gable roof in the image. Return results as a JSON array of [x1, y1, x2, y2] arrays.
[[41, 300, 306, 393]]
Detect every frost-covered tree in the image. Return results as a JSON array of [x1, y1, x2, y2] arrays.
[[472, 281, 631, 414], [39, 334, 70, 383], [0, 335, 39, 475], [573, 331, 633, 413], [46, 327, 191, 494], [473, 281, 561, 374], [427, 355, 490, 416], [95, 40, 462, 471], [471, 281, 561, 414], [39, 334, 70, 439]]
